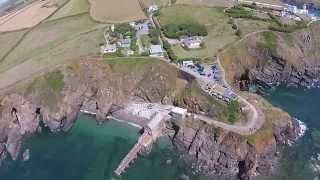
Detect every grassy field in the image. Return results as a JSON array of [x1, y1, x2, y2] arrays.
[[88, 0, 146, 23], [0, 13, 105, 72], [235, 19, 272, 35], [47, 0, 90, 21], [158, 5, 237, 60], [0, 12, 106, 93], [0, 29, 27, 60], [142, 0, 170, 6]]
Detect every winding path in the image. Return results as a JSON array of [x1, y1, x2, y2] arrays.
[[149, 13, 268, 135]]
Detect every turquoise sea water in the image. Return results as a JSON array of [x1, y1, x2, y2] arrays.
[[0, 87, 319, 180], [0, 116, 201, 180]]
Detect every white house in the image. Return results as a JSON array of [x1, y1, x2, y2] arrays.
[[149, 45, 164, 57], [129, 22, 136, 27], [286, 4, 309, 15], [148, 4, 159, 14], [182, 60, 194, 67], [118, 37, 131, 48], [180, 36, 203, 49], [170, 107, 188, 121], [101, 44, 117, 54]]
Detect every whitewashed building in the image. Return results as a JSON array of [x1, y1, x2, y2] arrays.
[[148, 4, 159, 14], [180, 36, 203, 49], [170, 107, 188, 121], [182, 60, 194, 67], [101, 44, 117, 54], [149, 45, 164, 57]]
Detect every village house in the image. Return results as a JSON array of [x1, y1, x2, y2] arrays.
[[118, 36, 131, 48], [285, 4, 309, 15], [135, 20, 150, 36], [149, 45, 164, 57], [182, 60, 194, 67], [180, 36, 204, 49], [101, 43, 117, 54], [148, 4, 159, 14], [170, 107, 188, 120]]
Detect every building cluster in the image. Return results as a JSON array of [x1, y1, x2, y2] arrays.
[[100, 24, 135, 56], [285, 4, 309, 15], [280, 4, 310, 21], [101, 10, 165, 58]]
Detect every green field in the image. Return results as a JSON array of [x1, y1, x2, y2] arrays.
[[48, 0, 90, 21], [158, 5, 237, 60]]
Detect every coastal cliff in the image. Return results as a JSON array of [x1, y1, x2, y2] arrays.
[[0, 57, 302, 179], [221, 22, 320, 90], [0, 57, 222, 166], [169, 96, 301, 180]]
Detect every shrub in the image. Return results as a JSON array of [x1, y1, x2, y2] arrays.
[[149, 28, 161, 45], [224, 100, 240, 124], [115, 23, 135, 37], [162, 23, 208, 39]]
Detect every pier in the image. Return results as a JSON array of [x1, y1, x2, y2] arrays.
[[114, 131, 152, 176], [114, 105, 174, 176]]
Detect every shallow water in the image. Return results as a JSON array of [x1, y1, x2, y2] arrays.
[[0, 115, 202, 180]]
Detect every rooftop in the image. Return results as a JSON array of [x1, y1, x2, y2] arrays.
[[149, 45, 163, 54], [171, 107, 188, 115]]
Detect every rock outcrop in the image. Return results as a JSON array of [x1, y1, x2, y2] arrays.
[[170, 116, 300, 180], [222, 23, 320, 90], [0, 58, 219, 166]]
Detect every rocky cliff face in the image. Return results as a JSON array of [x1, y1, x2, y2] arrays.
[[170, 116, 300, 180], [0, 58, 220, 166], [222, 23, 320, 90]]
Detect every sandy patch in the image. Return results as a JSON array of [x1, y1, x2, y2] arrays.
[[0, 0, 57, 32]]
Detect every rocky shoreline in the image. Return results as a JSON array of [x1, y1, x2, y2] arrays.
[[167, 115, 302, 180], [0, 58, 306, 180]]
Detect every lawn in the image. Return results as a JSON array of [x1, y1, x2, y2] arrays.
[[88, 0, 147, 23], [47, 0, 90, 21], [158, 5, 237, 60], [140, 34, 151, 48]]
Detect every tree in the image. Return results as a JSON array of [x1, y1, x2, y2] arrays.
[[149, 28, 161, 45]]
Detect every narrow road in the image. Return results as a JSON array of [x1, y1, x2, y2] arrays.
[[149, 14, 267, 135]]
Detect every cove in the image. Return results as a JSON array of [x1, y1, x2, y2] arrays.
[[0, 115, 201, 180]]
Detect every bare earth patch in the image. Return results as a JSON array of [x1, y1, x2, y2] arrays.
[[88, 0, 146, 23], [0, 0, 58, 32]]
